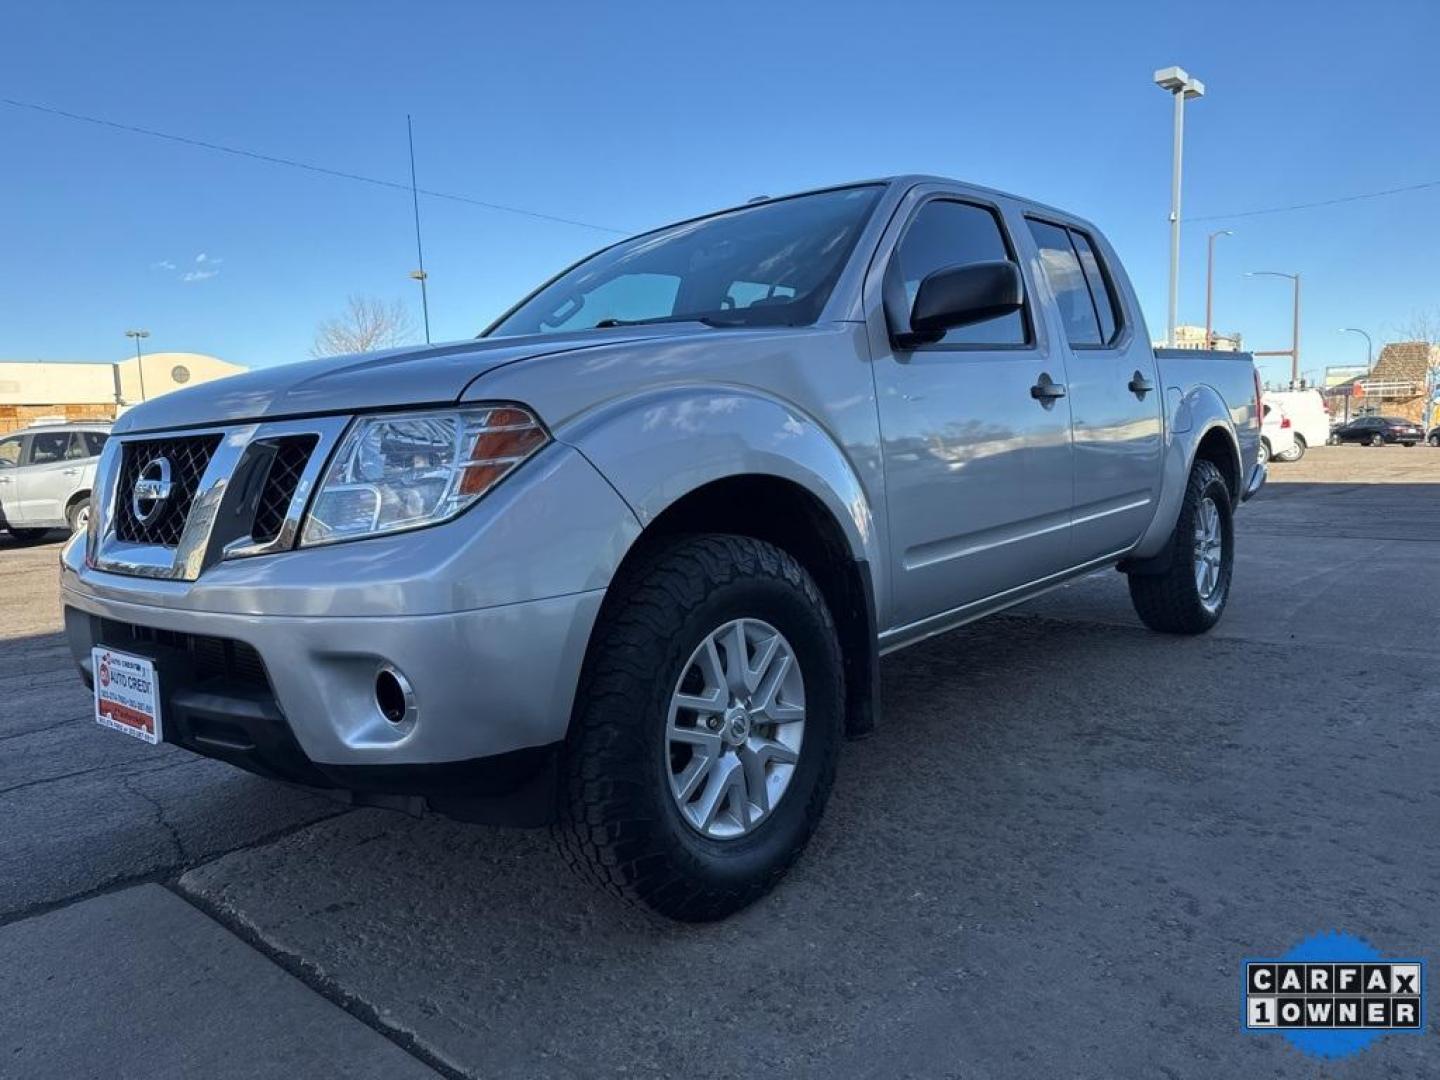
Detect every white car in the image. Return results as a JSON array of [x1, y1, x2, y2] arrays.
[[1260, 402, 1297, 465], [1262, 389, 1327, 461]]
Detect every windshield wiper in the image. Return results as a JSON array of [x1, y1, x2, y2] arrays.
[[591, 314, 751, 330]]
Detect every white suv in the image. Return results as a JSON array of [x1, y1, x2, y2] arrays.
[[0, 423, 110, 541]]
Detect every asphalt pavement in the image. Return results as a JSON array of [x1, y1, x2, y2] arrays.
[[2, 444, 1437, 1078]]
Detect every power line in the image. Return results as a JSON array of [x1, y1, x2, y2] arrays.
[[0, 96, 629, 235], [1190, 178, 1440, 222]]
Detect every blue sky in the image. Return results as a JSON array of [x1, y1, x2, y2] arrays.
[[4, 0, 1437, 386]]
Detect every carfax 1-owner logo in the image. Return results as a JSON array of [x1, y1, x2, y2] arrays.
[[1243, 931, 1426, 1060]]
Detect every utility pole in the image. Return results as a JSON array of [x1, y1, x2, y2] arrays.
[[1154, 66, 1206, 348], [124, 328, 150, 402], [1205, 229, 1232, 347], [1247, 271, 1302, 387], [407, 115, 431, 345]]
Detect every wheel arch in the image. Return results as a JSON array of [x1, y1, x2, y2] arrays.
[[1125, 408, 1241, 566], [588, 471, 881, 739]]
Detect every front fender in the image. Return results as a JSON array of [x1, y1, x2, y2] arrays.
[[1128, 384, 1241, 561], [557, 384, 884, 599]]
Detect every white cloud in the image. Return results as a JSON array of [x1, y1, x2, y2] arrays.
[[151, 259, 176, 271], [183, 268, 219, 282], [195, 253, 223, 265]]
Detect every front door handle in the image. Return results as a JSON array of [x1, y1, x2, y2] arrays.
[[1029, 373, 1067, 407], [62, 468, 80, 476], [1128, 371, 1155, 398]]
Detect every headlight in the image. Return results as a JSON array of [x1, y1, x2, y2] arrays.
[[299, 405, 548, 546]]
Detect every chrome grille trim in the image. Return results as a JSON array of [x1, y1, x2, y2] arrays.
[[90, 416, 351, 581]]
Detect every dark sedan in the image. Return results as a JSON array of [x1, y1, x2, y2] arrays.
[[1428, 425, 1440, 447], [1331, 416, 1425, 446]]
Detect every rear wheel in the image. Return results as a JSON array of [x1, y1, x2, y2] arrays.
[[66, 498, 91, 533], [1126, 459, 1234, 635], [1275, 435, 1307, 463], [554, 534, 844, 921], [1257, 439, 1271, 466]]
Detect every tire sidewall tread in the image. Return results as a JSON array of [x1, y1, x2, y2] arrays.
[[554, 533, 843, 921]]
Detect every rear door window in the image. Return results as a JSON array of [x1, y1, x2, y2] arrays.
[[81, 431, 109, 456], [1026, 220, 1102, 346], [1068, 230, 1119, 344]]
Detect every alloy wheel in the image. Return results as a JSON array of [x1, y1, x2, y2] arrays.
[[1193, 496, 1225, 611], [666, 617, 806, 840]]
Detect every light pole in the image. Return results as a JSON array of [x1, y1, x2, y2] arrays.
[[124, 329, 151, 402], [1340, 327, 1373, 423], [1246, 272, 1302, 387], [1154, 66, 1206, 348], [1205, 229, 1232, 348], [1339, 327, 1373, 372]]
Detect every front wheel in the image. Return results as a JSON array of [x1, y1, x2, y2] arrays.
[[1429, 434, 1440, 447], [554, 534, 844, 921], [1126, 459, 1234, 635], [1370, 433, 1385, 447]]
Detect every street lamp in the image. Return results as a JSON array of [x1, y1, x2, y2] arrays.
[[1339, 327, 1373, 372], [1205, 229, 1232, 348], [1246, 271, 1302, 387], [124, 328, 151, 402], [1338, 327, 1373, 423], [1154, 65, 1206, 348]]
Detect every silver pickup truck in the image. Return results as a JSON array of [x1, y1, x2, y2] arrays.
[[61, 177, 1263, 920]]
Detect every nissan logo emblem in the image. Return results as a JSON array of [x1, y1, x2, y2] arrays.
[[132, 457, 174, 526]]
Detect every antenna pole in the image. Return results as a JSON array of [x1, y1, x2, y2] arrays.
[[407, 114, 431, 344]]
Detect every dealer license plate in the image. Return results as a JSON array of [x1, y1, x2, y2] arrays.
[[92, 647, 162, 745]]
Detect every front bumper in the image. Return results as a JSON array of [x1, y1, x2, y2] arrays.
[[60, 441, 640, 784]]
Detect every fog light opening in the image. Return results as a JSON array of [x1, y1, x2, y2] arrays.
[[375, 665, 415, 726]]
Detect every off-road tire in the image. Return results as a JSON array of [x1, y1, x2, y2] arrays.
[[554, 534, 844, 921], [1126, 459, 1234, 635]]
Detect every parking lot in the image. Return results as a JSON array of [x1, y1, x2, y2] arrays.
[[3, 445, 1437, 1078]]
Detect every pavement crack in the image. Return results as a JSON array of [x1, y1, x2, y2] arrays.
[[117, 772, 188, 862], [171, 883, 471, 1080], [0, 756, 192, 798]]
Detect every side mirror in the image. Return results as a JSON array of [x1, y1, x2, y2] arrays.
[[900, 261, 1024, 346]]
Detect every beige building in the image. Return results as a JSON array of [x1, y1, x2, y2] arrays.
[[0, 352, 246, 434], [1160, 324, 1244, 352]]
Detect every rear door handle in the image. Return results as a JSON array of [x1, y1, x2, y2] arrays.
[[1128, 371, 1155, 398], [62, 468, 80, 476], [1030, 373, 1066, 406]]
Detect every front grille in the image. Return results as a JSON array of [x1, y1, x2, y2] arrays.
[[114, 435, 223, 546], [251, 435, 318, 544], [96, 618, 270, 692]]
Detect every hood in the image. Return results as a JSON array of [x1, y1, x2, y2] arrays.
[[112, 330, 671, 433]]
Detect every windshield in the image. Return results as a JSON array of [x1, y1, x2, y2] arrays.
[[485, 185, 883, 337]]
